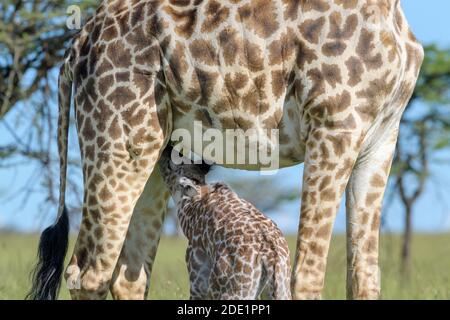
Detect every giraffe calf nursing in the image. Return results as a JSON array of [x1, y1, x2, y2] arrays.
[[159, 148, 291, 300], [28, 0, 423, 300]]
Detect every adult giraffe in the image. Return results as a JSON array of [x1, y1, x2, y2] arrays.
[[28, 0, 423, 300]]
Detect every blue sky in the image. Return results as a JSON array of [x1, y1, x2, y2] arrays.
[[1, 0, 450, 234]]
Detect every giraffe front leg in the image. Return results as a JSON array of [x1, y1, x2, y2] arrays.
[[345, 128, 399, 300], [110, 165, 170, 300], [291, 128, 361, 300]]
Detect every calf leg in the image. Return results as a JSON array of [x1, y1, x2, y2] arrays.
[[187, 246, 211, 300]]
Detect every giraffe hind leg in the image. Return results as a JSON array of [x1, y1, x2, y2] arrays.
[[65, 67, 168, 299], [346, 123, 400, 299]]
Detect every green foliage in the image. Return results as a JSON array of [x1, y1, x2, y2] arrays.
[[0, 0, 97, 118], [390, 45, 450, 273], [415, 45, 450, 103], [392, 45, 450, 193], [407, 45, 450, 152]]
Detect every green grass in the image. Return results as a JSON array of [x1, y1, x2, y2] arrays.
[[0, 232, 449, 299]]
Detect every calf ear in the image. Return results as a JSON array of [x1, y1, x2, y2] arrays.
[[179, 177, 199, 196]]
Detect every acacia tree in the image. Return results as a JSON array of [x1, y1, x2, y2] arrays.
[[0, 1, 97, 117], [391, 45, 450, 276], [0, 1, 96, 219]]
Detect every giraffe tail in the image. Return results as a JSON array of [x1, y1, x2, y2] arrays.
[[27, 53, 73, 300]]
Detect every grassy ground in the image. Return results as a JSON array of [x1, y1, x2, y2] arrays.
[[0, 232, 449, 299]]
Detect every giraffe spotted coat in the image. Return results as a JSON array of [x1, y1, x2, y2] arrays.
[[158, 149, 291, 300], [28, 0, 424, 300]]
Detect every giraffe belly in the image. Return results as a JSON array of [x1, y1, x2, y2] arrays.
[[170, 97, 306, 171], [160, 0, 305, 171]]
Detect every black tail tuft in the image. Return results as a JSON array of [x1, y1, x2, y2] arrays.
[[26, 207, 69, 300]]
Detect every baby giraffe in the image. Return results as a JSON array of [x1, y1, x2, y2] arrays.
[[159, 147, 291, 300]]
